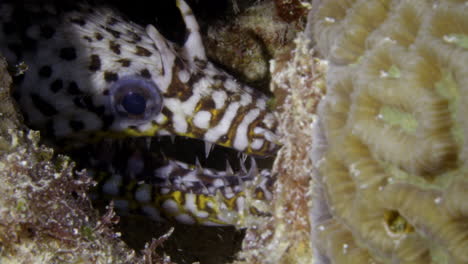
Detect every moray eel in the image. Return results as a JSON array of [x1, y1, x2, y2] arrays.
[[0, 1, 279, 226]]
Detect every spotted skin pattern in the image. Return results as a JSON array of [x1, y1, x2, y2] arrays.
[[0, 0, 279, 226]]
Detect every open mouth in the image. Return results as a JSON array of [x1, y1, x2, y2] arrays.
[[70, 135, 276, 225]]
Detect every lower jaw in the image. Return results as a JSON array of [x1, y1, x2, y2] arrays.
[[67, 135, 276, 224]]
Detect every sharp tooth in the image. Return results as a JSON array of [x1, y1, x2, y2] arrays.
[[170, 135, 175, 144], [145, 138, 151, 150], [225, 160, 234, 175], [248, 157, 258, 176], [159, 151, 167, 162], [240, 158, 247, 173], [240, 153, 248, 163], [204, 142, 214, 159], [195, 156, 202, 170]]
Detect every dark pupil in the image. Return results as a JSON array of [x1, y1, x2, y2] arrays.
[[121, 92, 146, 115]]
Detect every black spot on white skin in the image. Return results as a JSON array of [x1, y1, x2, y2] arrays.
[[50, 79, 63, 93], [109, 41, 121, 54], [69, 120, 85, 131], [30, 93, 58, 116], [140, 69, 151, 78], [73, 97, 85, 108], [59, 47, 77, 60], [135, 46, 152, 57], [38, 65, 52, 78], [127, 30, 141, 43], [133, 34, 142, 42], [70, 17, 86, 26], [104, 71, 119, 82], [107, 17, 118, 26], [104, 27, 120, 38], [40, 25, 55, 39], [82, 96, 105, 115], [117, 58, 131, 67], [83, 36, 92, 42], [95, 32, 103, 41], [89, 54, 101, 71], [67, 81, 83, 95]]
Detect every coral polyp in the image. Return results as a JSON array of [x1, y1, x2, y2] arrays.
[[310, 0, 468, 263]]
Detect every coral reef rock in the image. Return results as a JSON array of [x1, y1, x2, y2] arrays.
[[309, 0, 468, 263], [235, 0, 468, 263], [205, 0, 307, 89]]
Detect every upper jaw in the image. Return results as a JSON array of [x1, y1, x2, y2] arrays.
[[152, 62, 280, 157]]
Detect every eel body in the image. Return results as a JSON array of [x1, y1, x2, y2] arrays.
[[0, 0, 279, 226]]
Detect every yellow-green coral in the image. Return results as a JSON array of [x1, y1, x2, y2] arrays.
[[311, 0, 468, 263]]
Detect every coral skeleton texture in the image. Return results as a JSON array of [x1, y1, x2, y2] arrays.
[[233, 0, 468, 263], [308, 0, 468, 263]]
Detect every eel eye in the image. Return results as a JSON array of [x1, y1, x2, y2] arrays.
[[122, 92, 147, 115], [109, 77, 162, 124]]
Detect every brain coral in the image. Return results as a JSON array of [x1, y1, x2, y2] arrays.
[[309, 0, 468, 263]]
